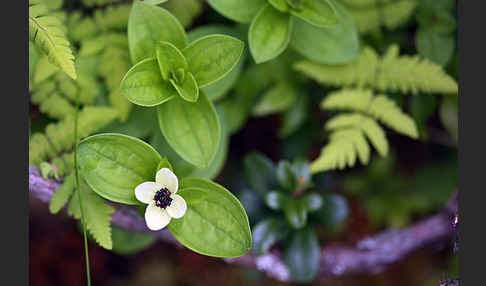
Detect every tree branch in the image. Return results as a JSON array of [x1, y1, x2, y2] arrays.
[[29, 165, 458, 282]]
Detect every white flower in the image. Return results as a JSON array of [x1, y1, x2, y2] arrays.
[[135, 168, 187, 231]]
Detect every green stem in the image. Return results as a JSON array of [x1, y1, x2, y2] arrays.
[[74, 91, 92, 286]]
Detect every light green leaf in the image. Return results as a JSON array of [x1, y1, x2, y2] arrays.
[[268, 0, 289, 12], [155, 41, 188, 81], [284, 227, 320, 283], [183, 35, 244, 87], [249, 5, 293, 64], [157, 92, 221, 168], [157, 157, 174, 172], [168, 178, 252, 258], [207, 0, 267, 23], [289, 0, 339, 28], [143, 0, 168, 5], [68, 180, 115, 250], [128, 1, 187, 64], [290, 0, 359, 64], [170, 72, 199, 102], [121, 58, 177, 107], [252, 217, 290, 255], [252, 83, 297, 116], [29, 0, 76, 79], [78, 133, 162, 205]]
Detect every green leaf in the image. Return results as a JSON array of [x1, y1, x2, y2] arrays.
[[157, 92, 221, 168], [29, 0, 76, 79], [128, 1, 187, 64], [301, 193, 323, 212], [49, 173, 75, 214], [207, 0, 266, 23], [150, 131, 196, 178], [111, 227, 157, 255], [183, 35, 244, 87], [143, 0, 168, 5], [243, 152, 279, 198], [284, 227, 320, 283], [276, 161, 298, 191], [157, 157, 174, 172], [78, 133, 162, 205], [283, 199, 308, 229], [312, 194, 348, 228], [279, 94, 309, 137], [68, 180, 115, 250], [168, 178, 252, 258], [290, 0, 359, 64], [155, 41, 188, 81], [170, 72, 199, 102], [289, 0, 339, 28], [252, 83, 297, 116], [268, 0, 289, 12], [416, 28, 454, 66], [121, 58, 177, 107], [249, 5, 293, 64], [252, 217, 290, 255], [264, 191, 288, 210]]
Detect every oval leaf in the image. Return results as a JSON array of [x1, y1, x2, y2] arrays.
[[290, 1, 359, 64], [128, 1, 187, 64], [284, 227, 320, 283], [252, 82, 297, 117], [78, 133, 162, 204], [183, 35, 244, 87], [283, 199, 308, 229], [207, 0, 267, 23], [252, 217, 290, 255], [170, 72, 199, 102], [243, 152, 279, 198], [289, 0, 339, 28], [156, 41, 188, 81], [157, 92, 221, 168], [121, 58, 177, 107], [169, 178, 252, 257], [249, 5, 293, 64]]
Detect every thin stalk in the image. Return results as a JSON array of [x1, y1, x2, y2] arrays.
[[74, 91, 92, 286]]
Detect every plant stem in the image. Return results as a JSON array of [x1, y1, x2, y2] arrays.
[[74, 91, 92, 286]]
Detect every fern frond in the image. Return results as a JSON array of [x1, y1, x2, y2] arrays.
[[310, 113, 388, 173], [68, 180, 114, 250], [49, 173, 75, 214], [29, 0, 76, 79], [322, 89, 418, 138], [295, 45, 458, 95], [29, 106, 119, 165]]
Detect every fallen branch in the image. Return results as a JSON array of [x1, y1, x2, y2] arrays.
[[29, 165, 458, 282]]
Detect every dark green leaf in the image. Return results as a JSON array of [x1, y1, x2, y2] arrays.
[[276, 161, 298, 191], [283, 199, 308, 229], [264, 191, 288, 210], [252, 83, 297, 117], [252, 217, 290, 255], [416, 28, 455, 66], [243, 152, 279, 198], [111, 227, 157, 255], [301, 193, 323, 212], [284, 227, 320, 283]]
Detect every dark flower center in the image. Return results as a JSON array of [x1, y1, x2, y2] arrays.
[[154, 187, 172, 209]]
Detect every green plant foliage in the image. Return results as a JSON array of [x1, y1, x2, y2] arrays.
[[111, 227, 157, 255], [29, 0, 77, 79], [169, 178, 252, 258], [68, 179, 115, 250], [295, 45, 458, 94], [49, 173, 75, 214], [341, 0, 418, 34], [310, 89, 418, 173], [252, 217, 290, 255], [78, 133, 162, 205], [162, 0, 202, 28], [284, 227, 320, 283]]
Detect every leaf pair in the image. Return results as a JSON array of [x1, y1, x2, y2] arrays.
[[265, 191, 322, 229], [77, 133, 252, 258]]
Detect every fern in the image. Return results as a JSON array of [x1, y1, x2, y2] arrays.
[[310, 89, 418, 174], [68, 179, 115, 250], [49, 172, 75, 213], [342, 0, 418, 34], [294, 45, 458, 95], [29, 106, 118, 165], [29, 0, 76, 79]]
